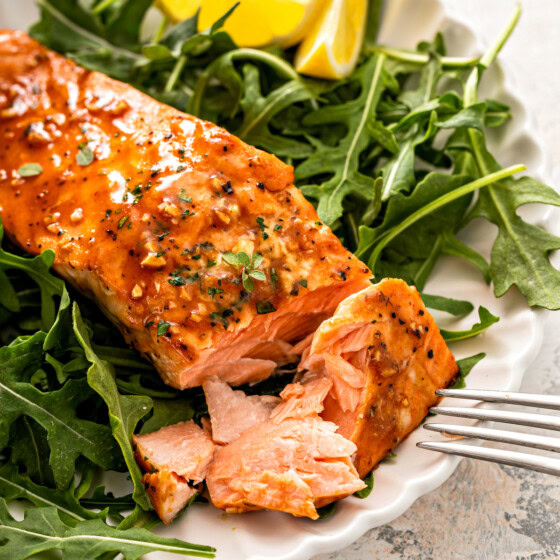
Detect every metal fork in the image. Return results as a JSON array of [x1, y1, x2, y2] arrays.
[[417, 388, 560, 476]]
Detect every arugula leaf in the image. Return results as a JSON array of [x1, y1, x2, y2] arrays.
[[354, 469, 374, 499], [0, 499, 215, 559], [450, 129, 560, 309], [442, 4, 560, 309], [363, 0, 384, 49], [452, 353, 486, 389], [104, 0, 152, 49], [236, 64, 314, 157], [72, 304, 152, 510], [80, 485, 135, 520], [0, 222, 64, 330], [30, 0, 142, 81], [358, 165, 526, 274], [441, 306, 499, 342], [0, 463, 103, 524], [420, 293, 474, 317], [8, 417, 55, 487], [0, 332, 120, 489], [316, 501, 337, 519], [116, 374, 181, 399], [296, 54, 387, 224], [140, 399, 195, 434]]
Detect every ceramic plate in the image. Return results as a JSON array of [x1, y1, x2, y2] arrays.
[[3, 1, 553, 559]]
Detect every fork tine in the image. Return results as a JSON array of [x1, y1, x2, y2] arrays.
[[417, 441, 560, 476], [424, 423, 560, 453], [429, 406, 560, 431], [436, 389, 560, 410]]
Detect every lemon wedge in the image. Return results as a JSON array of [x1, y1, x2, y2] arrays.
[[156, 0, 322, 48], [295, 0, 368, 79]]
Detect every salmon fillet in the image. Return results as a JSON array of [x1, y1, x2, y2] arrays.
[[0, 30, 372, 389], [142, 470, 196, 525], [301, 278, 459, 477], [205, 378, 365, 519], [133, 420, 215, 481], [133, 420, 215, 523], [202, 376, 280, 444]]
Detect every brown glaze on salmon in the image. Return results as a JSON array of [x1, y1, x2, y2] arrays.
[[0, 30, 372, 389], [302, 278, 459, 477]]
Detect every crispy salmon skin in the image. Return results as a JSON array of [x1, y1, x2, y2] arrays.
[[0, 30, 371, 389]]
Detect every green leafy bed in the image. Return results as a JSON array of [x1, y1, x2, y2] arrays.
[[1, 0, 559, 557]]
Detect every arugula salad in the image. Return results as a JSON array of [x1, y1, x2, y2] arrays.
[[1, 1, 559, 557]]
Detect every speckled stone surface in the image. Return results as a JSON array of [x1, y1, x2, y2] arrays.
[[315, 2, 560, 558]]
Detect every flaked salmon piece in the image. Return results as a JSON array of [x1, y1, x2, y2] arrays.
[[142, 471, 196, 525], [133, 420, 215, 482], [202, 377, 280, 444], [0, 30, 372, 390], [133, 420, 215, 523], [302, 278, 459, 477], [206, 417, 365, 519], [270, 377, 332, 423]]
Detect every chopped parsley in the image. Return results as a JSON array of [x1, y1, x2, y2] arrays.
[[208, 287, 224, 299], [117, 216, 129, 229], [156, 321, 170, 336], [209, 312, 229, 330], [168, 276, 186, 286], [256, 217, 269, 240], [177, 190, 192, 203], [298, 279, 308, 288], [256, 301, 276, 315]]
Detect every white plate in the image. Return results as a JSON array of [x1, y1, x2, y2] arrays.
[[3, 1, 552, 559]]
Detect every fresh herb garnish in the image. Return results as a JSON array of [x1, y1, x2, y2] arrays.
[[177, 190, 192, 203], [208, 287, 224, 299], [17, 163, 42, 177], [223, 251, 265, 293], [76, 144, 94, 166], [256, 301, 276, 314], [256, 217, 269, 240], [156, 321, 170, 336]]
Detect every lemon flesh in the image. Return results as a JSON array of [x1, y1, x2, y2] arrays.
[[156, 0, 321, 48], [295, 0, 368, 79]]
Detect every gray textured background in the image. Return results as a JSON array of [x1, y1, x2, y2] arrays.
[[317, 1, 560, 559]]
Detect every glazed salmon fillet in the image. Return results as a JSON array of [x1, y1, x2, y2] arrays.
[[0, 30, 371, 389], [301, 278, 459, 477]]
